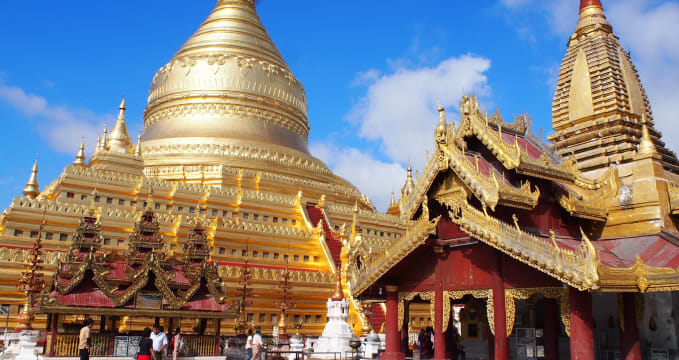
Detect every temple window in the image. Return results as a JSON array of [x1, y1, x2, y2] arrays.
[[282, 218, 288, 225], [291, 219, 296, 225], [131, 201, 137, 207], [189, 207, 195, 213], [380, 232, 384, 236], [45, 232, 53, 240], [199, 208, 205, 215], [259, 314, 265, 323], [30, 231, 38, 238], [274, 253, 280, 260], [13, 229, 23, 237], [247, 313, 254, 322], [253, 214, 259, 221], [155, 204, 161, 210], [59, 233, 68, 241], [334, 225, 339, 231], [271, 314, 277, 323], [303, 255, 309, 262], [171, 245, 176, 250], [387, 233, 391, 237], [66, 192, 74, 199], [104, 238, 111, 245], [273, 217, 278, 223], [117, 240, 124, 246], [242, 212, 249, 219], [167, 205, 173, 211], [222, 211, 228, 217], [263, 252, 269, 258], [119, 199, 125, 205], [241, 250, 247, 256], [284, 254, 289, 261], [253, 251, 259, 257], [358, 229, 363, 234], [80, 194, 87, 201], [106, 197, 113, 204], [263, 215, 269, 222], [315, 315, 322, 323], [313, 256, 319, 263], [293, 315, 300, 323], [304, 315, 311, 323], [293, 255, 299, 261], [219, 248, 225, 254], [231, 249, 237, 256], [143, 202, 148, 208], [177, 206, 183, 212], [367, 230, 370, 235], [232, 212, 238, 218], [95, 196, 100, 202], [212, 209, 218, 216]]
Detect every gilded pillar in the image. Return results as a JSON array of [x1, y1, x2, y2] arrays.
[[569, 287, 594, 360], [384, 285, 405, 360], [492, 251, 508, 360], [620, 293, 642, 360], [543, 298, 559, 360]]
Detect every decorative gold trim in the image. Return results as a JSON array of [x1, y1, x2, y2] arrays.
[[598, 255, 679, 293], [504, 287, 570, 337], [444, 289, 494, 334], [398, 291, 434, 331]]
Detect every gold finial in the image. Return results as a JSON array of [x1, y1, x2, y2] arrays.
[[575, 0, 610, 36], [389, 190, 396, 208], [74, 137, 87, 167], [108, 96, 133, 153], [145, 186, 154, 211], [23, 155, 40, 200], [99, 125, 108, 152], [402, 160, 415, 197], [88, 188, 98, 216], [330, 266, 344, 301], [637, 115, 657, 156], [134, 133, 142, 157]]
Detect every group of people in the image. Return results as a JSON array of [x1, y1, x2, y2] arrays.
[[417, 327, 435, 359], [79, 320, 183, 360], [244, 328, 263, 360]]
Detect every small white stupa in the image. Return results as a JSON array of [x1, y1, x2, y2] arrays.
[[313, 270, 353, 358]]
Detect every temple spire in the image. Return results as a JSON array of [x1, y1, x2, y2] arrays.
[[108, 96, 133, 153], [389, 190, 396, 208], [23, 156, 40, 200], [638, 116, 658, 157], [134, 133, 142, 157], [575, 0, 610, 35], [99, 125, 108, 152], [330, 266, 344, 301], [401, 161, 415, 197], [73, 138, 87, 167]]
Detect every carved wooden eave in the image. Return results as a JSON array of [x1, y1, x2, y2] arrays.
[[447, 203, 600, 291], [597, 255, 679, 293], [348, 210, 441, 296], [555, 184, 607, 221]]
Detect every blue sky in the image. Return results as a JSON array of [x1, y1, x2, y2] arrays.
[[2, 0, 679, 210]]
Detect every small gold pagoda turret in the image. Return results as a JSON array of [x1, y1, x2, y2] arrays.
[[108, 97, 133, 153], [73, 138, 87, 167], [22, 156, 40, 200], [134, 133, 142, 157], [387, 190, 400, 216], [401, 162, 415, 198], [330, 267, 344, 301]]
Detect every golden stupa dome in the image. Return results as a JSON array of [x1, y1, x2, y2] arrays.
[[141, 0, 338, 182]]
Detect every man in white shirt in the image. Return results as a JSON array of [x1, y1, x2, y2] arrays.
[[151, 325, 168, 360], [251, 328, 263, 360]]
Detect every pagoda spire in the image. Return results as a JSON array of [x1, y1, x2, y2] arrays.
[[73, 138, 87, 167], [99, 125, 108, 152], [401, 161, 415, 197], [637, 116, 658, 157], [330, 266, 344, 301], [580, 0, 602, 11], [23, 156, 40, 200], [575, 0, 611, 35], [108, 96, 133, 153], [134, 133, 142, 157]]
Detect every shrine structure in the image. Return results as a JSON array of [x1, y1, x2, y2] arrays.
[[345, 1, 679, 360]]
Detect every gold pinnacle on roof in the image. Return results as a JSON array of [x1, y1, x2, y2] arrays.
[[638, 116, 658, 157], [134, 133, 142, 157], [330, 266, 344, 301], [549, 0, 679, 174], [108, 97, 132, 153], [88, 188, 99, 216], [402, 161, 415, 197], [23, 156, 40, 200], [73, 138, 87, 167]]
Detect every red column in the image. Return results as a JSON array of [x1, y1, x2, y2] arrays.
[[543, 298, 559, 360], [434, 249, 447, 360], [620, 293, 642, 360], [215, 319, 222, 356], [569, 287, 595, 360], [492, 251, 508, 360], [384, 285, 405, 360], [48, 313, 59, 356]]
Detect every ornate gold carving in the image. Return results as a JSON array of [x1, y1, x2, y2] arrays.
[[555, 185, 607, 221], [494, 174, 540, 210], [598, 255, 679, 293], [447, 204, 600, 291], [398, 291, 434, 331], [444, 289, 494, 334], [504, 288, 570, 337]]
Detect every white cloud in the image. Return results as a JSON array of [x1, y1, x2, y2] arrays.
[[346, 55, 492, 169], [311, 143, 406, 212], [350, 69, 381, 87], [0, 82, 114, 156]]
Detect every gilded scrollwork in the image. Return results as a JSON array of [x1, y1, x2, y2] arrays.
[[444, 289, 494, 334], [504, 287, 570, 337], [398, 291, 434, 331], [598, 255, 679, 293]]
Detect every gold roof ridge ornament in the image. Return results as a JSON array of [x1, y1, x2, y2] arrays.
[[23, 155, 40, 200]]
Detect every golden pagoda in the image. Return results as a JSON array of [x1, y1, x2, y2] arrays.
[[0, 0, 403, 340]]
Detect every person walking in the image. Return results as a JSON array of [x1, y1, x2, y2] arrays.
[[172, 327, 182, 360], [245, 329, 253, 360], [78, 318, 94, 360], [138, 328, 154, 360], [151, 325, 168, 360], [251, 328, 263, 360]]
